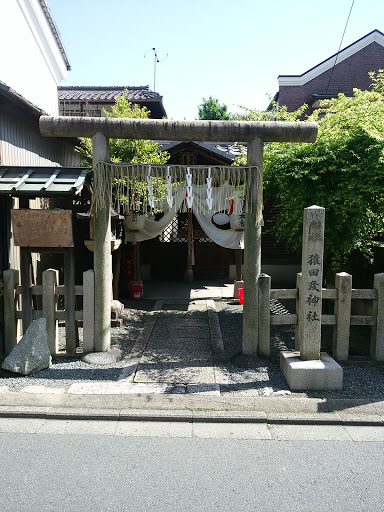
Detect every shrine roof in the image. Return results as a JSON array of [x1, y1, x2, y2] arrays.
[[0, 167, 90, 196], [158, 141, 245, 160]]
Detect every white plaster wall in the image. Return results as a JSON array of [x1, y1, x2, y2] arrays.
[[0, 0, 68, 115]]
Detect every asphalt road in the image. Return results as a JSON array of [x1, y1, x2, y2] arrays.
[[0, 419, 383, 511]]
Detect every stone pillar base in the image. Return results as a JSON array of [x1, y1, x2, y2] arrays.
[[280, 351, 343, 391], [233, 280, 244, 299]]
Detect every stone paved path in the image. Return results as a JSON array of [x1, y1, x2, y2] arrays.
[[118, 299, 229, 393]]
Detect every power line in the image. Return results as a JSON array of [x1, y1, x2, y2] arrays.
[[325, 0, 355, 95]]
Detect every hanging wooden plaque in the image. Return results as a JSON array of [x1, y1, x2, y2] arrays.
[[12, 209, 73, 247]]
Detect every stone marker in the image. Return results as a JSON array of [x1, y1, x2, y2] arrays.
[[299, 205, 325, 360], [280, 205, 343, 391], [2, 318, 51, 375]]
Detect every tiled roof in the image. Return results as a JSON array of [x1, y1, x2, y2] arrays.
[[58, 86, 162, 102], [40, 1, 71, 70], [158, 141, 245, 160], [0, 167, 89, 196]]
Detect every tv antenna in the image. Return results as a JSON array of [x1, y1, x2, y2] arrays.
[[144, 48, 168, 91]]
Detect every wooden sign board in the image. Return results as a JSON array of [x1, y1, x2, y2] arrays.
[[12, 209, 73, 247]]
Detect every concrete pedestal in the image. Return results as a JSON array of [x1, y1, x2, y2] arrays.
[[280, 351, 343, 391]]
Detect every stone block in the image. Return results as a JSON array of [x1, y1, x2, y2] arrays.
[[81, 348, 122, 365], [2, 318, 51, 375], [111, 300, 124, 319], [280, 351, 343, 391]]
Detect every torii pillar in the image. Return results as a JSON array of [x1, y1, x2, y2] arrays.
[[242, 137, 263, 356], [92, 132, 111, 352], [39, 117, 318, 358]]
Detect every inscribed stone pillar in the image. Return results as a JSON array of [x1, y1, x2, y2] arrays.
[[242, 137, 263, 356], [92, 132, 111, 352], [299, 205, 325, 360]]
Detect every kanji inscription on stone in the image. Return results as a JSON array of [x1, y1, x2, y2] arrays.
[[299, 206, 325, 360]]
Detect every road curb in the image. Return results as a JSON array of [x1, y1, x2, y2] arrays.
[[0, 406, 383, 426]]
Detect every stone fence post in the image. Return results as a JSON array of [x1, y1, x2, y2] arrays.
[[3, 269, 19, 355], [333, 272, 352, 361], [372, 273, 384, 361], [83, 269, 95, 354], [258, 273, 271, 358]]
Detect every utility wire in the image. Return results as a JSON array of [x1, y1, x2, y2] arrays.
[[325, 0, 355, 95]]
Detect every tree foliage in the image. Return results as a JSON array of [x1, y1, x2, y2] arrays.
[[76, 91, 170, 215], [76, 90, 169, 165], [237, 71, 384, 269], [197, 96, 232, 120], [233, 101, 307, 122]]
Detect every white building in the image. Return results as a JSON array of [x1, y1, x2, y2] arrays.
[[0, 0, 70, 116], [0, 1, 81, 308]]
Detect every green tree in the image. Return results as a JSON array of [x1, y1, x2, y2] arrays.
[[233, 100, 307, 122], [76, 91, 170, 215], [197, 96, 232, 120], [76, 90, 169, 165], [236, 72, 384, 269]]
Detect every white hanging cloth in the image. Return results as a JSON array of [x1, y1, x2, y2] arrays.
[[123, 183, 185, 242], [192, 182, 244, 249], [123, 181, 244, 248]]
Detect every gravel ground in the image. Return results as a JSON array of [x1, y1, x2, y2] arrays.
[[215, 299, 384, 399], [0, 299, 155, 392], [1, 297, 384, 399]]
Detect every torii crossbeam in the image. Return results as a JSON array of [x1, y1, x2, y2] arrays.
[[40, 116, 318, 358]]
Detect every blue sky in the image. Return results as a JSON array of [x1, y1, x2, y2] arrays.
[[48, 0, 384, 120]]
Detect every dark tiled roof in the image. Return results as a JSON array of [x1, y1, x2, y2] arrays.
[[58, 86, 162, 102], [0, 167, 89, 196], [158, 141, 245, 160]]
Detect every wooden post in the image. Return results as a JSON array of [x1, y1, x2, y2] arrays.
[[20, 248, 32, 333], [112, 246, 122, 300], [42, 268, 59, 355], [235, 249, 242, 281], [184, 210, 194, 282], [258, 273, 271, 357], [133, 243, 141, 281], [333, 272, 352, 361], [3, 269, 19, 355], [371, 273, 384, 361], [92, 132, 111, 352], [242, 137, 263, 356], [63, 248, 77, 356]]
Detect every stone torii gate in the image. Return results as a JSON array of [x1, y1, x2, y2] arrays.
[[40, 116, 318, 358]]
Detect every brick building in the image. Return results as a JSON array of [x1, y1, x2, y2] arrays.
[[272, 29, 384, 114]]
